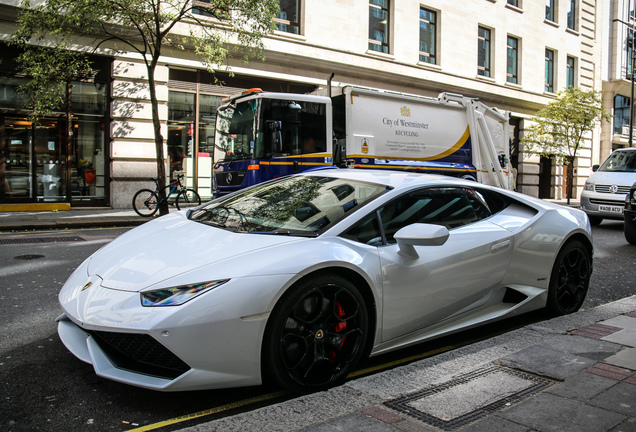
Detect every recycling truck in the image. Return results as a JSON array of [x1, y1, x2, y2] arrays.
[[212, 86, 512, 196]]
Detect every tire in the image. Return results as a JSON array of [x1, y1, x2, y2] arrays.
[[262, 274, 368, 393], [625, 214, 636, 245], [175, 189, 202, 210], [545, 240, 591, 316], [588, 216, 602, 226], [132, 189, 159, 217]]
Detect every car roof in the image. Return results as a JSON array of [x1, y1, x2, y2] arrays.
[[299, 168, 479, 191]]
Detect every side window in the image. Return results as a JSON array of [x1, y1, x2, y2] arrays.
[[342, 187, 495, 245]]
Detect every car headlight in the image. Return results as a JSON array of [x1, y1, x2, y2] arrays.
[[141, 279, 229, 307], [584, 181, 594, 191]]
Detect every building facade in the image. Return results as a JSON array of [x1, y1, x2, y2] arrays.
[[0, 0, 602, 208], [601, 0, 636, 165]]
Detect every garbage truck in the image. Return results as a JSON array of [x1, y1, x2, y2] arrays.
[[212, 86, 512, 196]]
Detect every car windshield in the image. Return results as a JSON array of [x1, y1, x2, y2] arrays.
[[598, 150, 636, 172], [189, 175, 390, 235]]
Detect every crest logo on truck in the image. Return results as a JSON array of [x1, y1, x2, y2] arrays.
[[401, 106, 411, 117]]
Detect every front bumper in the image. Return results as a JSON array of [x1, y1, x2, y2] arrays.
[[579, 192, 626, 220]]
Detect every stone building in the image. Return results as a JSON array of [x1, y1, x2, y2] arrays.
[[0, 0, 602, 209]]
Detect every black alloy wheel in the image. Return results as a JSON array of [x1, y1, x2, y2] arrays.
[[546, 240, 591, 316], [263, 274, 368, 393]]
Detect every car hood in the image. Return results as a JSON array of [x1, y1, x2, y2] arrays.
[[87, 212, 302, 292], [587, 171, 636, 186]]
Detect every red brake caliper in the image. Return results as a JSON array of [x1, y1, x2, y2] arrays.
[[328, 301, 348, 362]]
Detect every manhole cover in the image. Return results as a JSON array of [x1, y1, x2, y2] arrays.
[[385, 366, 554, 431], [14, 254, 46, 260]]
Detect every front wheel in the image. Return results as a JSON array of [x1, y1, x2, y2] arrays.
[[262, 274, 368, 393], [175, 189, 201, 210], [546, 240, 591, 316], [132, 189, 159, 217], [625, 214, 636, 245]]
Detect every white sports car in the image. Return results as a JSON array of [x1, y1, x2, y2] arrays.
[[57, 169, 593, 392]]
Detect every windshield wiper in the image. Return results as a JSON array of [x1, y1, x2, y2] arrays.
[[248, 230, 318, 237]]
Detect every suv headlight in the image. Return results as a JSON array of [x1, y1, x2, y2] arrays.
[[584, 181, 594, 191], [141, 279, 229, 306]]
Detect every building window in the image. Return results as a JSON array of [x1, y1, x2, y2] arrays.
[[507, 0, 519, 6], [507, 36, 519, 84], [419, 7, 437, 64], [369, 0, 390, 54], [567, 0, 575, 30], [614, 95, 631, 135], [545, 48, 554, 92], [192, 0, 228, 18], [478, 26, 491, 77], [274, 0, 300, 35], [546, 0, 555, 22], [566, 56, 575, 87]]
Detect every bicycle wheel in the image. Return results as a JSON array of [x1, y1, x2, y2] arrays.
[[132, 189, 160, 217], [175, 189, 202, 210]]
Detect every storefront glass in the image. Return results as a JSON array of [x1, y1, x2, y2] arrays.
[[0, 75, 108, 204]]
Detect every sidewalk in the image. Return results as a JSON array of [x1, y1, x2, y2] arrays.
[[176, 297, 636, 432], [0, 208, 148, 231]]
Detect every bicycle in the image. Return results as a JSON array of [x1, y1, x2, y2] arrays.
[[132, 174, 202, 217]]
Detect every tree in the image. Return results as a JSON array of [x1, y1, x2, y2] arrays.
[[11, 0, 279, 214], [521, 87, 611, 204]]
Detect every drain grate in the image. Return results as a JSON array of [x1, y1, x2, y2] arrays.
[[384, 366, 554, 431], [0, 236, 85, 245]]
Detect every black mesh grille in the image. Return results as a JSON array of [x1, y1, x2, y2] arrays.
[[89, 330, 190, 380]]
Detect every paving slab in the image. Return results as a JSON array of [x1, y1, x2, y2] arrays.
[[497, 393, 626, 432], [497, 344, 596, 381], [457, 415, 532, 432], [546, 370, 619, 401], [297, 412, 398, 432], [601, 316, 636, 331], [602, 329, 636, 348], [588, 382, 636, 417], [604, 348, 636, 371]]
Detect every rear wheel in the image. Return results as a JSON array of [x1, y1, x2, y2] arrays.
[[262, 274, 368, 393], [176, 189, 202, 210], [625, 214, 636, 245], [546, 240, 591, 316], [132, 189, 159, 217]]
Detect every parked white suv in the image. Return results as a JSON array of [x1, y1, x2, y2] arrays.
[[580, 148, 636, 225]]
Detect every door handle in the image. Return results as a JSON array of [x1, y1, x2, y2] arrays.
[[491, 240, 511, 253]]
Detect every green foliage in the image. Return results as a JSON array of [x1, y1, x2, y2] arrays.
[[521, 87, 612, 163]]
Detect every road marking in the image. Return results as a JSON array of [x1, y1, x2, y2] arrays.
[[126, 391, 287, 431]]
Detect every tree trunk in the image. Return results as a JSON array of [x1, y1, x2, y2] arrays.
[[147, 64, 169, 215], [566, 156, 575, 205]]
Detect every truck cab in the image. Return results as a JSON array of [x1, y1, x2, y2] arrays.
[[213, 89, 333, 196]]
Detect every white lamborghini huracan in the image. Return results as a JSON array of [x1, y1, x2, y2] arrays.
[[57, 169, 592, 392]]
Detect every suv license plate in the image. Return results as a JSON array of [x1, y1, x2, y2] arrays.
[[599, 205, 623, 214]]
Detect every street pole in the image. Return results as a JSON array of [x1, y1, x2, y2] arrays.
[[631, 9, 635, 147]]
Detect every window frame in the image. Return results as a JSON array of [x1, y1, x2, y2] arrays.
[[274, 0, 301, 35], [545, 48, 555, 93], [566, 0, 576, 30], [566, 55, 576, 88], [545, 0, 556, 23], [419, 7, 438, 65], [368, 0, 391, 54], [614, 95, 631, 136], [507, 35, 519, 84], [478, 26, 492, 78]]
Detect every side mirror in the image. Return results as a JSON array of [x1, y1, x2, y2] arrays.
[[394, 223, 450, 259], [592, 164, 599, 172]]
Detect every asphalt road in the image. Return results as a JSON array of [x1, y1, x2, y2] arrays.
[[0, 221, 634, 432]]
